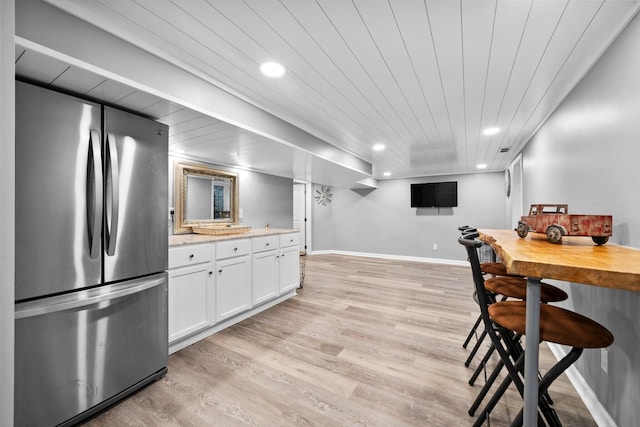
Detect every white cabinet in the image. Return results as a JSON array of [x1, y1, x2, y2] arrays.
[[168, 243, 213, 269], [252, 235, 280, 305], [215, 239, 251, 321], [167, 231, 300, 352], [279, 233, 300, 250], [279, 234, 300, 294], [279, 245, 300, 294], [168, 243, 215, 342]]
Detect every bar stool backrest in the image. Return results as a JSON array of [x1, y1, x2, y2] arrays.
[[458, 236, 493, 323]]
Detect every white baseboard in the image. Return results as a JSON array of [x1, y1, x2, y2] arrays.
[[308, 249, 468, 267], [547, 343, 617, 427]]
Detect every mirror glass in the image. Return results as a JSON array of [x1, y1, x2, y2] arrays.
[[174, 161, 239, 234]]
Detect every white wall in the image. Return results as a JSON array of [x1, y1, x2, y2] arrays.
[[312, 172, 507, 261], [521, 10, 640, 426], [0, 0, 15, 424]]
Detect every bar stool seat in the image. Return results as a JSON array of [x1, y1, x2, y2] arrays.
[[481, 262, 516, 277], [464, 276, 568, 384], [486, 300, 614, 426], [484, 276, 568, 303], [489, 301, 614, 349]]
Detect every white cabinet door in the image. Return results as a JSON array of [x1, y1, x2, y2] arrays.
[[216, 256, 251, 321], [252, 249, 279, 306], [279, 245, 300, 294], [168, 261, 214, 342]]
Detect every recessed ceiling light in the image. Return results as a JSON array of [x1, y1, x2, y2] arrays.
[[260, 61, 285, 78], [373, 143, 386, 151], [476, 164, 488, 169], [483, 127, 500, 136], [383, 171, 391, 177]]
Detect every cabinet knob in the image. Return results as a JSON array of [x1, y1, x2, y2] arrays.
[[266, 243, 270, 246], [218, 269, 223, 273], [189, 254, 194, 259], [209, 271, 213, 276], [234, 247, 238, 251], [282, 253, 285, 257]]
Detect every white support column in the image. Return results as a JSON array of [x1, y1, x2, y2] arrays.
[[0, 0, 16, 424], [524, 277, 542, 426]]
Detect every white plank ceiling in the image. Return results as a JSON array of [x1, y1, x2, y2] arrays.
[[19, 0, 640, 184]]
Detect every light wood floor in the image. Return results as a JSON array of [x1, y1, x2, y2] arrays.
[[84, 254, 596, 426]]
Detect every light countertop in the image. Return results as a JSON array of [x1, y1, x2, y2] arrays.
[[169, 228, 299, 246]]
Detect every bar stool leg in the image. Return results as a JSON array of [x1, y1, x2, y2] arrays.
[[465, 329, 488, 367], [463, 315, 483, 348], [469, 341, 495, 385]]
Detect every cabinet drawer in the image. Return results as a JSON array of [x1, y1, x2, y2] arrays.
[[279, 233, 300, 248], [168, 243, 214, 269], [252, 235, 280, 253], [216, 239, 251, 260]]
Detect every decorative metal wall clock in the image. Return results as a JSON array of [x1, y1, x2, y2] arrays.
[[314, 186, 332, 206]]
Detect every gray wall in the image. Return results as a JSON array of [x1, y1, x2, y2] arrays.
[[312, 172, 507, 261], [169, 156, 293, 233], [520, 10, 640, 426]]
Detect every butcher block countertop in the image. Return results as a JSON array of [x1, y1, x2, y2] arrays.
[[169, 228, 299, 246], [478, 228, 640, 291]]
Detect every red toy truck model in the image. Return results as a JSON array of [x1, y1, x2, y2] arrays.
[[516, 204, 612, 245]]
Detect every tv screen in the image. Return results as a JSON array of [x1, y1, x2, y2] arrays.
[[411, 181, 457, 208]]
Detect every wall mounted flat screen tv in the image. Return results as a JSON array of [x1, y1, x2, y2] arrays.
[[411, 181, 458, 208]]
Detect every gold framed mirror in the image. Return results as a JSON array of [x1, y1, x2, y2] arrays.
[[174, 161, 239, 234]]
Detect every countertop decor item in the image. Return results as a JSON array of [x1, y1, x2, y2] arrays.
[[169, 228, 299, 246], [516, 204, 612, 244], [191, 224, 251, 236], [315, 186, 332, 206]]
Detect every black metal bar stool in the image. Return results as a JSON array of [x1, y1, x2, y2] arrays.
[[461, 230, 566, 411], [458, 227, 568, 372], [458, 235, 614, 427]]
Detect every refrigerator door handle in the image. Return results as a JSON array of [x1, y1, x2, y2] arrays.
[[15, 276, 165, 319], [105, 132, 120, 256], [88, 129, 103, 259]]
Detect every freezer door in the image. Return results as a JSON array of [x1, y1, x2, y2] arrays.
[[14, 274, 168, 427], [103, 106, 168, 283], [15, 81, 103, 301]]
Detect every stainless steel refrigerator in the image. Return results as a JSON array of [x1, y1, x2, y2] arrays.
[[14, 81, 168, 427]]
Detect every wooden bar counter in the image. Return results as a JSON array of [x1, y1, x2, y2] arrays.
[[479, 229, 640, 291], [478, 229, 640, 426]]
